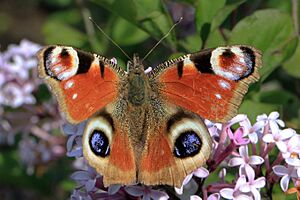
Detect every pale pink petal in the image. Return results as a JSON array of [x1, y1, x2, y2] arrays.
[[256, 114, 267, 122], [276, 141, 287, 152], [235, 194, 253, 200], [228, 157, 245, 167], [207, 193, 220, 200], [228, 114, 247, 126], [236, 175, 247, 188], [174, 186, 183, 195], [239, 145, 248, 158], [285, 157, 300, 166], [219, 188, 234, 199], [288, 135, 300, 148], [280, 174, 290, 192], [276, 119, 285, 127], [280, 128, 296, 140], [190, 195, 202, 200], [124, 185, 144, 196], [269, 111, 280, 120], [248, 132, 258, 144], [245, 164, 255, 181], [142, 193, 151, 200], [150, 190, 169, 200], [272, 165, 288, 176], [262, 134, 275, 143], [239, 183, 251, 193], [108, 184, 122, 194], [253, 177, 266, 189], [193, 167, 209, 178], [249, 155, 264, 165], [252, 120, 265, 131], [269, 121, 280, 134], [251, 187, 261, 200], [183, 173, 194, 185]]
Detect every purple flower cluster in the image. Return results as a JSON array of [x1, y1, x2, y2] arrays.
[[0, 39, 40, 108], [66, 111, 300, 200], [0, 40, 66, 173]]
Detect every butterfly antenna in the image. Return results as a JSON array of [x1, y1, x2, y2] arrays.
[[141, 17, 183, 62], [89, 17, 132, 62]]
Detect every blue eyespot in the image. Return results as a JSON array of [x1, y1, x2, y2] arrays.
[[89, 130, 110, 157], [174, 131, 202, 158]]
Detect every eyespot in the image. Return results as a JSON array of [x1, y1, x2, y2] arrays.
[[82, 115, 113, 159], [174, 130, 202, 158], [167, 114, 210, 159], [89, 130, 110, 157]]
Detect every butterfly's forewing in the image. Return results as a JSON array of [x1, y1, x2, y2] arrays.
[[38, 46, 125, 123], [38, 46, 136, 185], [150, 45, 262, 123]]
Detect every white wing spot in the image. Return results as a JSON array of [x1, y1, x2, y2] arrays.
[[72, 93, 78, 100], [239, 57, 245, 63], [53, 66, 62, 73], [64, 80, 74, 89], [218, 80, 231, 90], [183, 56, 193, 65], [215, 94, 222, 99]]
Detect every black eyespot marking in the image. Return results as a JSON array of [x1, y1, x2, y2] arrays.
[[60, 48, 69, 57], [238, 46, 256, 80], [43, 46, 56, 77], [177, 60, 184, 78], [174, 131, 202, 158], [89, 130, 110, 157], [167, 112, 192, 132], [189, 49, 214, 74], [222, 49, 234, 58], [100, 60, 105, 78], [76, 49, 94, 74]]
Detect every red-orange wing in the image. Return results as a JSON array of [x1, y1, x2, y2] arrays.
[[150, 45, 262, 123], [38, 46, 125, 123]]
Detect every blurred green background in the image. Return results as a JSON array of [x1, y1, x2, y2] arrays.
[[0, 0, 299, 199]]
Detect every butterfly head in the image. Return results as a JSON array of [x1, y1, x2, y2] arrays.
[[126, 54, 145, 75]]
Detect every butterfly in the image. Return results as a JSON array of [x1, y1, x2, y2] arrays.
[[37, 45, 261, 187]]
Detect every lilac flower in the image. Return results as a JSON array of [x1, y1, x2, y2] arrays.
[[124, 185, 169, 200], [273, 164, 299, 191], [63, 122, 86, 157], [262, 128, 295, 152], [256, 112, 285, 133], [175, 167, 209, 195], [239, 166, 266, 200], [227, 127, 249, 146], [239, 117, 264, 144], [190, 193, 220, 200], [228, 145, 264, 175], [282, 134, 300, 159], [0, 39, 41, 108], [71, 166, 101, 192], [220, 175, 250, 200]]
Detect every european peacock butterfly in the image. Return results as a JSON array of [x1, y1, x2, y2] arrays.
[[37, 45, 261, 187]]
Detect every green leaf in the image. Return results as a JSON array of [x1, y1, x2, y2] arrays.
[[283, 37, 300, 78], [210, 0, 246, 31], [239, 100, 282, 122], [228, 9, 296, 81], [195, 0, 226, 33], [205, 28, 227, 48], [179, 34, 202, 52], [43, 20, 87, 46], [258, 89, 299, 119], [112, 18, 149, 45], [47, 9, 81, 25]]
